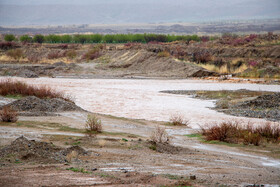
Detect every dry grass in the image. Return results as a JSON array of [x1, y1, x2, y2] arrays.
[[66, 50, 77, 59], [198, 64, 229, 74], [150, 126, 169, 144], [198, 60, 248, 74], [85, 114, 102, 133], [201, 121, 280, 146], [0, 79, 71, 101], [232, 64, 248, 74], [6, 49, 24, 60], [0, 106, 18, 122], [98, 139, 107, 147], [157, 51, 170, 58]]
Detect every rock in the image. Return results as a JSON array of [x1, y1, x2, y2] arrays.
[[18, 69, 38, 78], [53, 62, 67, 66], [190, 175, 196, 180]]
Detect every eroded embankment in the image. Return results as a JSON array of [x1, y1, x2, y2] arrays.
[[161, 90, 280, 121]]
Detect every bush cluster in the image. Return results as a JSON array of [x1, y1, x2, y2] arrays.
[[220, 34, 258, 46], [0, 79, 71, 101], [0, 42, 16, 50], [193, 52, 212, 63], [201, 121, 280, 146]]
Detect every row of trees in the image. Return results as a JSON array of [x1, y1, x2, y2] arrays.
[[4, 33, 201, 44]]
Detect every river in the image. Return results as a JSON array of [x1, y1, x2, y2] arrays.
[[3, 77, 280, 127]]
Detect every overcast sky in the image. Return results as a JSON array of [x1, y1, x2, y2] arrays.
[[0, 0, 279, 26]]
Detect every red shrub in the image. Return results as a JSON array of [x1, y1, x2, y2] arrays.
[[0, 42, 16, 50], [0, 106, 18, 122]]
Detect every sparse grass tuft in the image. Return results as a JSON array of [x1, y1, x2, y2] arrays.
[[0, 106, 18, 122], [85, 114, 102, 133]]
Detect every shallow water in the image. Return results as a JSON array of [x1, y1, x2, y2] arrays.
[[3, 77, 280, 127]]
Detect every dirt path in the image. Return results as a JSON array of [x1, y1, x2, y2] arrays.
[[1, 112, 278, 186], [0, 165, 111, 187]]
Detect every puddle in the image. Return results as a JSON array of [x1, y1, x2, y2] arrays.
[[99, 167, 134, 172]]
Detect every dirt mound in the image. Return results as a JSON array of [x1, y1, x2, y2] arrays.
[[4, 96, 83, 115], [96, 50, 217, 78], [239, 93, 280, 108], [225, 93, 280, 121], [0, 136, 88, 164]]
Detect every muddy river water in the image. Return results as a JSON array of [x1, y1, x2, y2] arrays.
[[5, 77, 280, 128]]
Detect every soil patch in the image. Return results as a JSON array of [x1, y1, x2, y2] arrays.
[[148, 142, 190, 154]]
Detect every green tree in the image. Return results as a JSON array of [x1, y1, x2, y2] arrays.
[[20, 35, 32, 42], [33, 34, 45, 43], [45, 34, 61, 43], [103, 34, 115, 43], [4, 34, 16, 42], [60, 35, 72, 43]]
